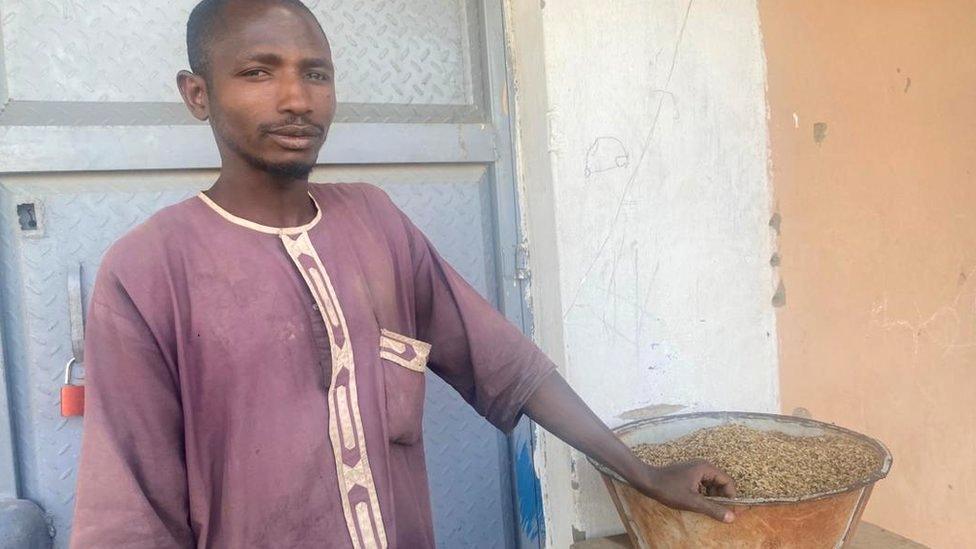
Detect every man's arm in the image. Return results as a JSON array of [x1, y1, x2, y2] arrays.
[[523, 372, 736, 523], [372, 183, 735, 522], [70, 262, 193, 548]]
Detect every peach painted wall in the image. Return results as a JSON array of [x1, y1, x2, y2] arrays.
[[759, 2, 976, 547]]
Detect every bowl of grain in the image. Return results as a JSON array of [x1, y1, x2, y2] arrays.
[[589, 411, 892, 549]]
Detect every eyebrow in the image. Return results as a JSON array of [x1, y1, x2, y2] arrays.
[[239, 52, 334, 70]]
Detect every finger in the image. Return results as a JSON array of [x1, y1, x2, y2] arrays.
[[690, 494, 735, 523], [701, 467, 737, 499]]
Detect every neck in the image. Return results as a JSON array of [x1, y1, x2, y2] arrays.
[[205, 162, 317, 228]]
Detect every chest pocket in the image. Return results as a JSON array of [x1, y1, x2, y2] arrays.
[[379, 329, 431, 445]]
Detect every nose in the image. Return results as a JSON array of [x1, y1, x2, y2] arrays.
[[277, 72, 313, 116]]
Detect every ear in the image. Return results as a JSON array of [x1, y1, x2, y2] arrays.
[[177, 70, 210, 121]]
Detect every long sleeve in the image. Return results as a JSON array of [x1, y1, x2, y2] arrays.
[[393, 199, 557, 434], [70, 265, 193, 548]]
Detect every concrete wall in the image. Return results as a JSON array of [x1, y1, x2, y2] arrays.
[[759, 2, 976, 547], [506, 2, 780, 546]]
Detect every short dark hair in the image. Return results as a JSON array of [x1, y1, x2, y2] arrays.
[[186, 0, 327, 78]]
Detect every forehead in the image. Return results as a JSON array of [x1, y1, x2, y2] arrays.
[[211, 3, 331, 62]]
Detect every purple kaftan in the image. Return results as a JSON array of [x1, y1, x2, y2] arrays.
[[69, 183, 555, 548]]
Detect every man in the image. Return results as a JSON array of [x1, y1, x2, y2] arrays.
[[70, 1, 736, 547]]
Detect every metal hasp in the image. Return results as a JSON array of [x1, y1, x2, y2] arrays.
[[61, 267, 86, 418], [589, 412, 892, 549], [67, 265, 85, 364]]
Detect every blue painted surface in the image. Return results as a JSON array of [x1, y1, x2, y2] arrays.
[[515, 436, 543, 542]]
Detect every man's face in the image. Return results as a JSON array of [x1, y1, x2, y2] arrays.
[[205, 4, 336, 178]]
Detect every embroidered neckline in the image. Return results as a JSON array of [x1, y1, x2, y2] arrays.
[[197, 191, 322, 235]]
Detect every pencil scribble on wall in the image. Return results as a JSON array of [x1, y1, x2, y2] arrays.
[[585, 136, 630, 177]]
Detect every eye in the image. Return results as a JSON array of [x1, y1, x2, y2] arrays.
[[241, 68, 269, 78], [307, 72, 332, 82]]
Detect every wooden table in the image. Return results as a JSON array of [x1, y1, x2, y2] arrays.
[[570, 522, 928, 549]]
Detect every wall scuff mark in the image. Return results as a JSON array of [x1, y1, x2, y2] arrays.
[[813, 122, 828, 145]]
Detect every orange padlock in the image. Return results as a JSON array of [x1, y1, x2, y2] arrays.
[[61, 358, 85, 417]]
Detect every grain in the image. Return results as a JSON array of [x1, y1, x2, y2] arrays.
[[632, 424, 881, 499]]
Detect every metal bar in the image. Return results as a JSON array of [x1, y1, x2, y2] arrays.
[[0, 100, 486, 127], [0, 4, 9, 110], [480, 1, 546, 547], [0, 123, 497, 173], [0, 301, 19, 499]]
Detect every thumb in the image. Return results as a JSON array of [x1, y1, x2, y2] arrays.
[[690, 494, 735, 523]]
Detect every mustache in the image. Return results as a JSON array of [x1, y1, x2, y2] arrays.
[[259, 119, 325, 137]]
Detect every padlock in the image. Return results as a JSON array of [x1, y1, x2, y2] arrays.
[[61, 358, 85, 417]]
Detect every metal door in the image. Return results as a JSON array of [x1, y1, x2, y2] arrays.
[[0, 1, 542, 547]]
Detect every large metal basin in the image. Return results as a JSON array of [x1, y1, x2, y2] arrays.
[[589, 412, 892, 549]]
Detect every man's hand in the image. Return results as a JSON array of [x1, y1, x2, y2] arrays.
[[636, 460, 737, 523], [523, 372, 738, 523]]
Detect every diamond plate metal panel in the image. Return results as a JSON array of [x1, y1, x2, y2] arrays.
[[0, 166, 512, 548], [2, 1, 189, 103], [0, 180, 202, 548], [320, 0, 477, 105], [2, 0, 477, 106]]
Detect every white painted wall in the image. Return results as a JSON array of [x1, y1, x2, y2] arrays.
[[506, 1, 780, 546]]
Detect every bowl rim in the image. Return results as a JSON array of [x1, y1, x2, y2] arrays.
[[586, 411, 893, 506]]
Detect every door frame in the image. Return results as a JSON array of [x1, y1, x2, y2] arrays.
[[478, 2, 546, 548]]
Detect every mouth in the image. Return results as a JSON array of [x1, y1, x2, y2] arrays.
[[265, 125, 323, 151]]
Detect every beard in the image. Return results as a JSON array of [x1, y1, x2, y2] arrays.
[[210, 110, 316, 182], [235, 147, 314, 181]]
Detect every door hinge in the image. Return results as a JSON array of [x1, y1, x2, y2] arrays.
[[515, 242, 531, 281]]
